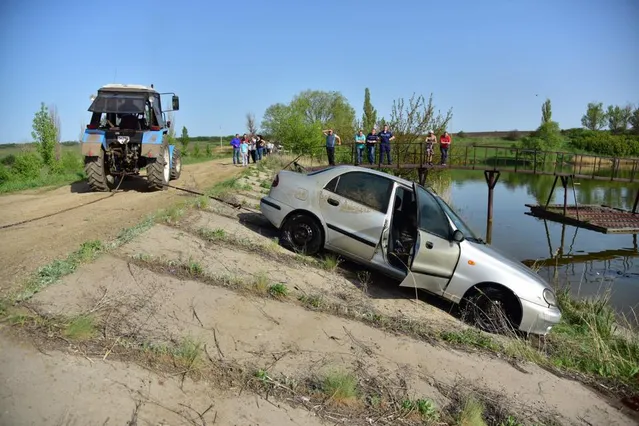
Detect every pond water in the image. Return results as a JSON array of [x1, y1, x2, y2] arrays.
[[429, 170, 639, 319]]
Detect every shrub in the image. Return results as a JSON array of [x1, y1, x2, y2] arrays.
[[1, 154, 16, 166], [59, 151, 83, 173], [566, 130, 639, 157], [12, 152, 43, 179], [457, 130, 467, 138], [0, 164, 11, 184], [504, 130, 521, 141]]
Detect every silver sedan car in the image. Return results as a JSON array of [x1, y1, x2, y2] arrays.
[[260, 165, 561, 336]]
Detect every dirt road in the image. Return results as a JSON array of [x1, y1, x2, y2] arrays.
[[0, 158, 240, 296]]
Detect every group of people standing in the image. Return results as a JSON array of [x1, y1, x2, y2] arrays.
[[324, 126, 453, 167], [230, 133, 274, 166]]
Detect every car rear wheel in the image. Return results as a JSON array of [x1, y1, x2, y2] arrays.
[[463, 286, 520, 334], [281, 213, 323, 255]]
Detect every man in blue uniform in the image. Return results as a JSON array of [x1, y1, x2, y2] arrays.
[[378, 125, 395, 165]]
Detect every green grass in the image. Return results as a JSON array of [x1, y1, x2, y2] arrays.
[[268, 283, 288, 298], [440, 329, 501, 351], [141, 336, 204, 369], [0, 171, 85, 194], [401, 398, 440, 422], [63, 315, 97, 340], [322, 370, 358, 402], [320, 254, 341, 272], [16, 240, 104, 301], [457, 395, 487, 426], [543, 289, 639, 384]]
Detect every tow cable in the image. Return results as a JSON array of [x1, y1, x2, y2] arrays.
[[0, 174, 260, 231]]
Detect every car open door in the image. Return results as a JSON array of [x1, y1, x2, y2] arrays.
[[398, 183, 461, 295]]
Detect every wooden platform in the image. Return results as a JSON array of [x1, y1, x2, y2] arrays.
[[525, 204, 639, 234]]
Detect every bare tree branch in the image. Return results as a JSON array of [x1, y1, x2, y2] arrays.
[[388, 93, 453, 159], [246, 112, 257, 136]]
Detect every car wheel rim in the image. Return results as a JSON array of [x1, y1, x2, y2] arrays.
[[292, 223, 313, 247], [475, 298, 508, 332]]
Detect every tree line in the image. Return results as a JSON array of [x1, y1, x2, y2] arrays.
[[258, 88, 453, 156], [581, 102, 639, 134]]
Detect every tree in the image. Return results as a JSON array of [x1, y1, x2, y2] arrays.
[[541, 98, 552, 125], [290, 90, 356, 141], [261, 90, 356, 154], [261, 102, 323, 154], [49, 104, 62, 161], [246, 112, 257, 135], [581, 102, 607, 131], [606, 104, 633, 133], [629, 106, 639, 134], [521, 98, 563, 151], [362, 88, 377, 132], [31, 102, 58, 167], [387, 93, 453, 160], [180, 126, 190, 154]]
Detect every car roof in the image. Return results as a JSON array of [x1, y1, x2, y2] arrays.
[[325, 165, 415, 187]]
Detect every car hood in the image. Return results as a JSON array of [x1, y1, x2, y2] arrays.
[[471, 242, 552, 290]]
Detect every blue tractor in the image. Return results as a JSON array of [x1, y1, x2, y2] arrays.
[[81, 84, 181, 191]]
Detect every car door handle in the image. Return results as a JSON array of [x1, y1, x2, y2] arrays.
[[425, 241, 434, 249], [327, 198, 339, 206]]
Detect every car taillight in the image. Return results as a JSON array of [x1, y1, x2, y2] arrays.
[[272, 174, 279, 187], [87, 124, 97, 129]]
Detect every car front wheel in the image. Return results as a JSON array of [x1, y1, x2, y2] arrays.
[[281, 213, 323, 256], [463, 286, 520, 334]]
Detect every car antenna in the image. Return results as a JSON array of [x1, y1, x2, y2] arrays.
[[283, 154, 304, 171]]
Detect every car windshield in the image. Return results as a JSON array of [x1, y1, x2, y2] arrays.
[[430, 190, 483, 243]]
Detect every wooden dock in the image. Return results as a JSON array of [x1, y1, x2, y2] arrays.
[[525, 204, 639, 234]]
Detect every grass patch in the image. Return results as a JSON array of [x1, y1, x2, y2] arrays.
[[322, 370, 358, 403], [543, 289, 639, 386], [320, 254, 341, 272], [16, 240, 104, 301], [457, 395, 486, 426], [140, 337, 204, 370], [252, 272, 270, 294], [63, 315, 97, 341], [0, 171, 85, 194], [155, 201, 189, 224], [268, 283, 288, 298], [440, 329, 500, 351], [401, 398, 440, 423]]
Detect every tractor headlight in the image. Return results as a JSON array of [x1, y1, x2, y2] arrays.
[[543, 288, 557, 307]]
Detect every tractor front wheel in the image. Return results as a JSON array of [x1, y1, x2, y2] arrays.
[[147, 147, 170, 191], [84, 149, 116, 192], [170, 147, 182, 180]]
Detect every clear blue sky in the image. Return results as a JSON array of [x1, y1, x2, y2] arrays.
[[0, 0, 637, 143]]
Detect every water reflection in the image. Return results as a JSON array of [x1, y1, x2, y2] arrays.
[[424, 169, 639, 317]]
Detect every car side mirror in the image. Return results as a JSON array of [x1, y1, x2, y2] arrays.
[[172, 95, 180, 111], [452, 229, 465, 243]]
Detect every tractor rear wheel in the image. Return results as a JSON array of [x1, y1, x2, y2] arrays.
[[84, 149, 115, 192], [147, 146, 170, 191], [170, 147, 182, 180]]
